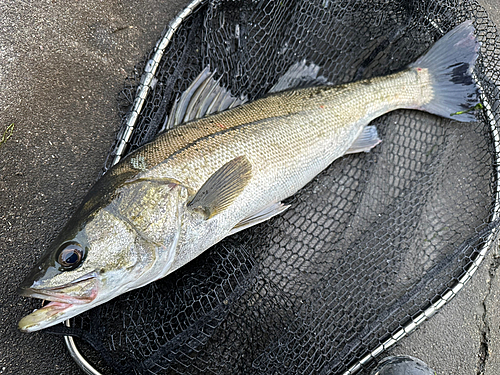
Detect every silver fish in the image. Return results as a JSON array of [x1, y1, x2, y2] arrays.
[[18, 21, 480, 332]]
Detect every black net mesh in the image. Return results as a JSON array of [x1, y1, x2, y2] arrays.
[[44, 0, 500, 374]]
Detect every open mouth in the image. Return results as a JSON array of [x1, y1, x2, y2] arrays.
[[18, 273, 99, 332], [18, 272, 98, 304]]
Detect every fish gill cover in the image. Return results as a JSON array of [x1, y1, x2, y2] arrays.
[[43, 0, 500, 374]]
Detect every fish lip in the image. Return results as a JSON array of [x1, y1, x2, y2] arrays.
[[18, 272, 99, 333], [18, 300, 76, 332], [18, 271, 98, 305]]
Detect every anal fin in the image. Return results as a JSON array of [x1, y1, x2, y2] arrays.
[[228, 202, 290, 236], [345, 125, 381, 154]]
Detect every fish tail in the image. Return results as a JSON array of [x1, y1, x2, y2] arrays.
[[410, 20, 481, 122]]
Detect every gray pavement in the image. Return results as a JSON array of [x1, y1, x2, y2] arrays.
[[0, 1, 498, 374]]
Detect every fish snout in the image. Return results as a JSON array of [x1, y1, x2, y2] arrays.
[[18, 272, 99, 305]]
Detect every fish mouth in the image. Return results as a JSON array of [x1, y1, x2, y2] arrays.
[[18, 272, 98, 304], [18, 272, 99, 332]]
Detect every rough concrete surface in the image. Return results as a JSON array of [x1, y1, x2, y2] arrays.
[[484, 244, 500, 375], [0, 1, 498, 374]]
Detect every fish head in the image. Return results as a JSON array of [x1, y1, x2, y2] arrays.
[[18, 181, 185, 332]]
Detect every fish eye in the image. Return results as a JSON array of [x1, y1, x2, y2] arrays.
[[56, 242, 85, 270]]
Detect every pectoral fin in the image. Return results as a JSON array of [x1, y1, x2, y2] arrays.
[[228, 202, 290, 236], [188, 156, 253, 219]]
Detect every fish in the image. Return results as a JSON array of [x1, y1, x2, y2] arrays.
[[18, 21, 480, 332]]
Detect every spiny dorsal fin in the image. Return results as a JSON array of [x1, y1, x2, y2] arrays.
[[162, 66, 248, 131], [162, 61, 329, 131], [187, 156, 253, 219]]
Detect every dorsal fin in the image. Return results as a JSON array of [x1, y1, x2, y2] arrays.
[[269, 60, 330, 93], [162, 61, 329, 132], [161, 66, 248, 131]]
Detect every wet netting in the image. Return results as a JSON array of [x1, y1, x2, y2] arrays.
[[45, 0, 500, 374]]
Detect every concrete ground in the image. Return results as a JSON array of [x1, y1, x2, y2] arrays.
[[0, 1, 498, 374]]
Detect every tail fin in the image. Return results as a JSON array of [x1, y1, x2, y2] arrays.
[[410, 20, 481, 122]]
